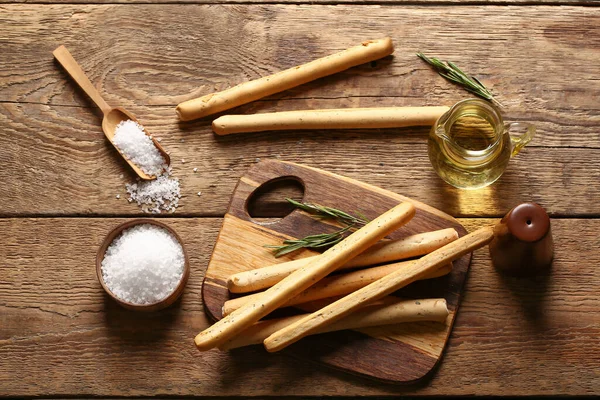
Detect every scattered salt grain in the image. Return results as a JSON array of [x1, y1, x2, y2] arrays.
[[101, 224, 185, 305], [157, 138, 162, 142], [116, 194, 120, 199], [112, 120, 167, 177], [113, 121, 182, 213], [181, 159, 186, 164], [180, 138, 185, 143], [193, 168, 198, 173], [119, 174, 124, 179], [197, 191, 202, 196], [126, 172, 181, 214]]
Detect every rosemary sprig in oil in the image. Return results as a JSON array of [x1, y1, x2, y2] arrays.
[[265, 199, 369, 257], [417, 52, 502, 107]]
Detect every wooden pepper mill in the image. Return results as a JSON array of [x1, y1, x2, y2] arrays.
[[489, 202, 554, 275]]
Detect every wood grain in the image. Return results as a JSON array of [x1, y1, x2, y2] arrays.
[[1, 1, 599, 396], [0, 5, 599, 217], [0, 0, 596, 4], [1, 102, 600, 217], [0, 217, 598, 396], [201, 161, 469, 382], [0, 5, 598, 148]]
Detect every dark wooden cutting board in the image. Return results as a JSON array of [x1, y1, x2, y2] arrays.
[[201, 160, 471, 383]]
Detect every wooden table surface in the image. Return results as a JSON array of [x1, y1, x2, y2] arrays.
[[1, 0, 599, 397]]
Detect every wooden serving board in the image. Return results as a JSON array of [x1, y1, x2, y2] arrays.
[[201, 160, 471, 384]]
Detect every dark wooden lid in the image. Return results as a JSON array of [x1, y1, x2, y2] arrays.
[[490, 202, 554, 275], [504, 202, 550, 242]]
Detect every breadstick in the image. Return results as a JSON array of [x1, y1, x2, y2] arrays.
[[264, 226, 494, 352], [228, 228, 458, 293], [212, 106, 449, 135], [220, 298, 448, 350], [223, 261, 452, 315], [176, 38, 394, 121], [194, 201, 415, 351]]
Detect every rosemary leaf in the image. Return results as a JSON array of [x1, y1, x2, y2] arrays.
[[286, 198, 368, 226], [266, 244, 306, 258], [417, 52, 502, 107], [265, 201, 365, 257], [265, 226, 348, 257]]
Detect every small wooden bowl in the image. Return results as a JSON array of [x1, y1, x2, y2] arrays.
[[96, 219, 190, 312]]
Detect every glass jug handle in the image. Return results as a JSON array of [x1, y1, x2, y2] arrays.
[[505, 122, 536, 157]]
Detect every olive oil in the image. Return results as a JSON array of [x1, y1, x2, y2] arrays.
[[428, 99, 534, 189]]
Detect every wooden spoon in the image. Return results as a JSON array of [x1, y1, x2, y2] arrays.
[[53, 45, 170, 180]]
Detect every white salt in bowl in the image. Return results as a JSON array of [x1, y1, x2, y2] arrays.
[[96, 219, 190, 312]]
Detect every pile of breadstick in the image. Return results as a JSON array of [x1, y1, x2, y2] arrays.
[[176, 38, 449, 134], [195, 202, 494, 351]]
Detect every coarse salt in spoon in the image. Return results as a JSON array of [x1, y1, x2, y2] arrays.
[[53, 45, 170, 180]]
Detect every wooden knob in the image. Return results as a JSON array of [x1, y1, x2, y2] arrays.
[[489, 203, 554, 275]]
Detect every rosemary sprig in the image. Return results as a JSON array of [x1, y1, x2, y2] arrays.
[[265, 199, 369, 257], [417, 52, 502, 107], [265, 225, 353, 257], [285, 198, 369, 227]]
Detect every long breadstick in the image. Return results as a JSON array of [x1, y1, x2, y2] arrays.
[[194, 201, 415, 351], [228, 228, 459, 293], [212, 107, 450, 135], [263, 226, 494, 352], [176, 38, 394, 121], [223, 261, 452, 316], [220, 298, 449, 350]]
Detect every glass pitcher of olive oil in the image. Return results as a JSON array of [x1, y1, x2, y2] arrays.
[[428, 98, 535, 189]]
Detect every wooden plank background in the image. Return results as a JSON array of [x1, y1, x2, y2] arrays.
[[1, 218, 598, 396], [1, 0, 597, 4], [1, 5, 599, 218], [0, 1, 599, 397]]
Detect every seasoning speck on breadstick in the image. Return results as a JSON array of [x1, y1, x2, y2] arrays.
[[194, 201, 415, 351], [264, 226, 494, 352], [223, 261, 452, 316], [212, 107, 450, 135], [220, 298, 449, 350], [228, 228, 459, 293], [176, 38, 394, 121]]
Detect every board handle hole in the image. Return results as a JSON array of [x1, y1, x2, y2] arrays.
[[246, 176, 305, 221]]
